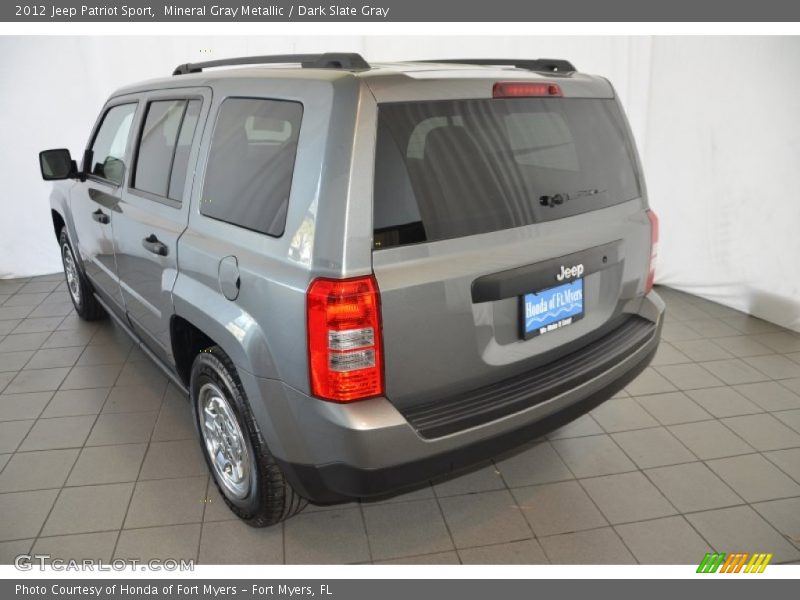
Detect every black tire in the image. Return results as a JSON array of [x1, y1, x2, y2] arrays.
[[190, 346, 306, 526], [59, 228, 105, 321]]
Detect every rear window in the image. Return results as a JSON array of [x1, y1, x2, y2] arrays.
[[200, 98, 303, 237], [373, 97, 641, 249]]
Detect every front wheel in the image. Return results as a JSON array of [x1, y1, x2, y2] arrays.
[[59, 228, 105, 321], [190, 346, 306, 526]]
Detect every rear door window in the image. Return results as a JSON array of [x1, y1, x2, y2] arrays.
[[200, 98, 303, 237], [373, 97, 641, 249], [133, 99, 201, 202]]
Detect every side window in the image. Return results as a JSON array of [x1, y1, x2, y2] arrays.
[[133, 99, 201, 202], [89, 103, 137, 185], [169, 100, 201, 200], [200, 98, 303, 237]]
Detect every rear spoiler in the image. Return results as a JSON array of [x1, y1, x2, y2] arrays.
[[417, 58, 577, 74]]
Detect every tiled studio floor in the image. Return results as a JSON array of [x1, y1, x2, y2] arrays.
[[1, 276, 800, 565]]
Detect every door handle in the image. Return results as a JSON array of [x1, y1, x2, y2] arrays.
[[142, 234, 168, 256], [91, 209, 110, 225]]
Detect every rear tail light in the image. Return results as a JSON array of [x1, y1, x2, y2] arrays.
[[645, 209, 659, 294], [307, 275, 384, 402], [493, 81, 562, 98]]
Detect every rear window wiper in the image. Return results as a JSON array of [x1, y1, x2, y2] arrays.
[[539, 189, 606, 207]]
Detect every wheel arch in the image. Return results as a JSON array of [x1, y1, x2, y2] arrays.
[[51, 209, 66, 241], [171, 277, 280, 384], [49, 185, 87, 271], [170, 287, 295, 493]]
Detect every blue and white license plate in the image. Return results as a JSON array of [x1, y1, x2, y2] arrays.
[[521, 279, 584, 339]]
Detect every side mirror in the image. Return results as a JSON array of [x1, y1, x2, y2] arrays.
[[100, 156, 126, 186], [39, 149, 77, 181]]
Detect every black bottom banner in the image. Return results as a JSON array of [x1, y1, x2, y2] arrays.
[[3, 579, 794, 600]]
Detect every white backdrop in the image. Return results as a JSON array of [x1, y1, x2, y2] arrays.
[[1, 36, 798, 331]]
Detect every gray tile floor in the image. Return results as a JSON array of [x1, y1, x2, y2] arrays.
[[1, 276, 800, 565]]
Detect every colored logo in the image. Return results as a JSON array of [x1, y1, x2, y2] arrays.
[[697, 552, 773, 573]]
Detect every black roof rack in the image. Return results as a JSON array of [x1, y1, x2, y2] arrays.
[[418, 58, 577, 74], [172, 52, 370, 76]]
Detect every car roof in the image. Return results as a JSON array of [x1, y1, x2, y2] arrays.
[[110, 60, 612, 100]]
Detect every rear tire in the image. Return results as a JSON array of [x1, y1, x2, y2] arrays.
[[59, 228, 105, 321], [191, 346, 306, 526]]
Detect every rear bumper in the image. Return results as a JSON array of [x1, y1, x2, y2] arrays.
[[254, 292, 664, 503]]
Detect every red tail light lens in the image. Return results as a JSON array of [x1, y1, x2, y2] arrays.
[[307, 275, 384, 402], [493, 82, 562, 98], [645, 209, 659, 294]]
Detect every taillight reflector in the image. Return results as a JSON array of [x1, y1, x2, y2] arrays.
[[307, 275, 384, 402], [493, 81, 562, 98], [645, 209, 659, 294]]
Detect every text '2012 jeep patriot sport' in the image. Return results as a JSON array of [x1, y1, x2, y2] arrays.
[[39, 53, 664, 526]]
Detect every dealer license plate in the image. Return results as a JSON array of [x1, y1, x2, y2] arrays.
[[521, 279, 584, 339]]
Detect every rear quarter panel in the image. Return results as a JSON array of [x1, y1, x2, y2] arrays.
[[173, 73, 365, 392]]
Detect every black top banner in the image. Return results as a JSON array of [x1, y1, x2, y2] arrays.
[[4, 0, 800, 22]]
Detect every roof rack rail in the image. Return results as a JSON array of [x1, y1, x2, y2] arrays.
[[419, 58, 577, 73], [172, 52, 370, 76]]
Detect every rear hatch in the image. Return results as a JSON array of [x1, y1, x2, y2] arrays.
[[369, 80, 652, 417]]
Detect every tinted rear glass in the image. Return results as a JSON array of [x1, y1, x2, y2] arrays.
[[200, 98, 302, 237], [373, 97, 641, 249]]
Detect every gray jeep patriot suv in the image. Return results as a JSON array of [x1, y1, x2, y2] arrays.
[[39, 53, 664, 526]]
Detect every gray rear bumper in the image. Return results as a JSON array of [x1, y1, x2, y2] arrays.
[[242, 291, 665, 502]]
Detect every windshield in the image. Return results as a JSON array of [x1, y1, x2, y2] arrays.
[[373, 96, 641, 249]]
